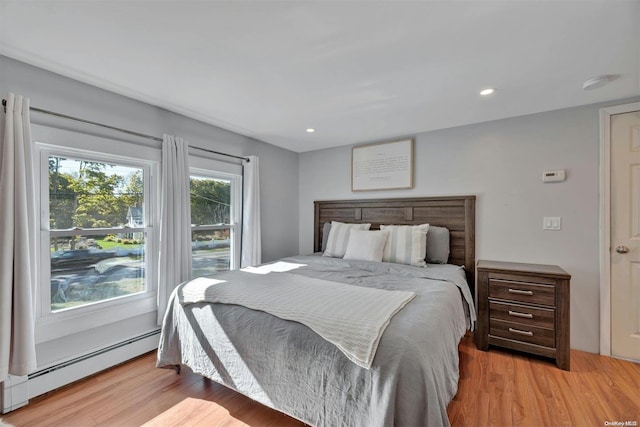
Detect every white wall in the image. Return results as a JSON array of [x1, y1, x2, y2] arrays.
[[299, 100, 638, 354], [0, 55, 299, 370]]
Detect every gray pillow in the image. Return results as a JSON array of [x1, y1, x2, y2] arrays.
[[321, 222, 331, 252], [426, 226, 450, 264]]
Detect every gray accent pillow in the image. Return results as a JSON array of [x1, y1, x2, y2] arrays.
[[321, 222, 331, 252], [426, 226, 450, 264]]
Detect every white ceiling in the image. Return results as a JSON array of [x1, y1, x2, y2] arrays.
[[1, 1, 639, 153]]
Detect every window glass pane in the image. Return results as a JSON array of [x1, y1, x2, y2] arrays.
[[191, 229, 231, 276], [50, 234, 145, 312], [48, 155, 147, 312], [190, 176, 231, 225], [49, 157, 144, 229]]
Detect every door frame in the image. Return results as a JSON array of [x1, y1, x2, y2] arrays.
[[599, 101, 640, 356]]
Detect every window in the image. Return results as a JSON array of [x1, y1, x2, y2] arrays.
[[31, 123, 240, 342], [189, 153, 242, 277], [33, 124, 160, 341], [189, 163, 242, 277], [48, 157, 148, 312]]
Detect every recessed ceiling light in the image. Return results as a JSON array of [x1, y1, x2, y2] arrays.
[[480, 88, 495, 96], [306, 128, 315, 133]]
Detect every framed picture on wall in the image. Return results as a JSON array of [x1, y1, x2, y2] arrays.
[[351, 138, 414, 191]]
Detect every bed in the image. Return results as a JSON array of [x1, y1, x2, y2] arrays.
[[157, 196, 476, 427]]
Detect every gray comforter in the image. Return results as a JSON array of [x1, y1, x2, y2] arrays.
[[157, 255, 475, 427]]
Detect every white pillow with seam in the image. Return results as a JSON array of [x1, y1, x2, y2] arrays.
[[343, 230, 388, 262], [323, 221, 371, 258]]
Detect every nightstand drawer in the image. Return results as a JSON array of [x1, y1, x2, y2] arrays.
[[489, 279, 555, 306], [490, 318, 555, 348], [489, 301, 555, 329]]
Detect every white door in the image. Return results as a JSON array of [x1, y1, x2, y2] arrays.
[[611, 109, 640, 361]]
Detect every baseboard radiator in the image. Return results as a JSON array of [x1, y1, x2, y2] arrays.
[[2, 330, 160, 414]]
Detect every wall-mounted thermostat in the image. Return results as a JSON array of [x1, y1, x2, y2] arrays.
[[542, 170, 566, 183]]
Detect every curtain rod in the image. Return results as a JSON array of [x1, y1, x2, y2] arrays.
[[1, 99, 250, 162]]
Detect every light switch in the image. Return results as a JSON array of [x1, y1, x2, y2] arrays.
[[543, 217, 561, 230]]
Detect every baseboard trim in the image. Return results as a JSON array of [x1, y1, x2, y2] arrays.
[[2, 329, 160, 413], [29, 329, 160, 380]]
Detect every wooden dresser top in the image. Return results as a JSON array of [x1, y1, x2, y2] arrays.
[[477, 260, 570, 279]]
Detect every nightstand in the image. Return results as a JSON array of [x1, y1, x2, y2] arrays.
[[475, 260, 571, 370]]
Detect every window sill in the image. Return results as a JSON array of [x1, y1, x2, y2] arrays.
[[35, 292, 157, 344]]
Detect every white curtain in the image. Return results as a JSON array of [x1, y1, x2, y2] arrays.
[[241, 155, 261, 267], [0, 94, 38, 381], [157, 134, 192, 325]]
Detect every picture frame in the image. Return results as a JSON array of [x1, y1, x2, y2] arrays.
[[351, 138, 414, 191]]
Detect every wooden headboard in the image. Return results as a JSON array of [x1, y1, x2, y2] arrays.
[[314, 196, 476, 291]]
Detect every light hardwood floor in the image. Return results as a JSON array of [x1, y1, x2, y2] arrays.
[[2, 335, 638, 427], [448, 335, 640, 426]]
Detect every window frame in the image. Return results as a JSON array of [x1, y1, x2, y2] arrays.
[[32, 124, 160, 343], [189, 157, 242, 273]]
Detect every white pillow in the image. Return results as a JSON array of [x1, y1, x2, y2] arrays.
[[323, 221, 371, 258], [343, 230, 388, 262], [380, 223, 430, 267]]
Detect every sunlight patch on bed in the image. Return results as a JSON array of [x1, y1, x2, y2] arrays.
[[181, 277, 227, 301], [241, 262, 306, 274]]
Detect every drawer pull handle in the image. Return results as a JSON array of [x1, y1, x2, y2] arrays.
[[508, 288, 534, 296], [508, 310, 533, 319], [509, 327, 534, 336]]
